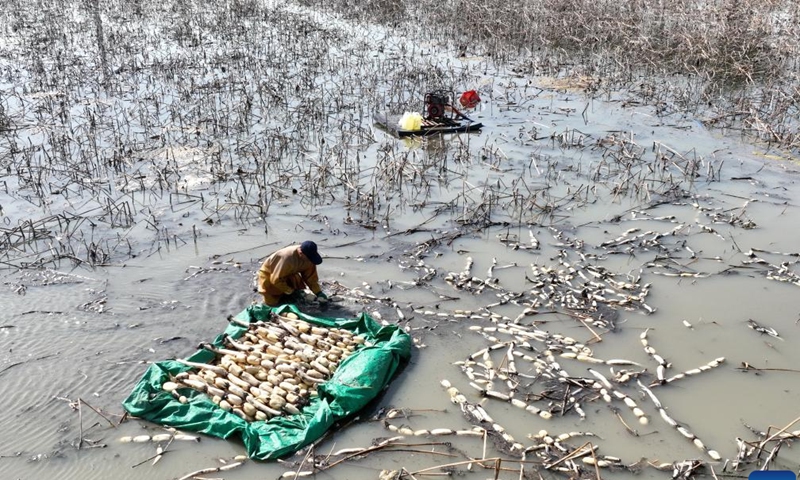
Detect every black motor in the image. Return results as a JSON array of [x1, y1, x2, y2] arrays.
[[424, 91, 451, 120]]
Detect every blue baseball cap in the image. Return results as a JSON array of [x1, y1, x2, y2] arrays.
[[300, 241, 322, 265]]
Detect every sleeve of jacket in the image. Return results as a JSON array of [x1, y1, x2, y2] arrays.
[[300, 264, 321, 294]]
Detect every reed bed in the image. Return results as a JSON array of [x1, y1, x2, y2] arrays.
[[1, 0, 774, 270], [0, 0, 479, 267], [303, 0, 800, 150]]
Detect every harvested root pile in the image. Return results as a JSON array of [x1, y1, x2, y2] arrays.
[[161, 312, 367, 422]]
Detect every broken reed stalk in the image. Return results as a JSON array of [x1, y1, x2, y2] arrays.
[[611, 406, 638, 436], [391, 449, 459, 457], [544, 441, 593, 470], [575, 315, 604, 344], [409, 457, 541, 476], [78, 398, 117, 428], [130, 452, 164, 469], [482, 424, 488, 460], [709, 463, 721, 480], [322, 436, 405, 470], [756, 415, 800, 459], [175, 460, 245, 480], [401, 467, 420, 480], [759, 440, 784, 470], [738, 363, 800, 374], [589, 444, 602, 480], [130, 435, 175, 469], [77, 400, 83, 450], [493, 457, 502, 480], [295, 443, 315, 479]]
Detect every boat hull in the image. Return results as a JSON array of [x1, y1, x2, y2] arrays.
[[374, 113, 483, 137]]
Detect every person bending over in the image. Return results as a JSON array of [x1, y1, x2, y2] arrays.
[[257, 241, 328, 306]]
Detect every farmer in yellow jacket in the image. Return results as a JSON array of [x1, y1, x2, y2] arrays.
[[257, 241, 328, 306]]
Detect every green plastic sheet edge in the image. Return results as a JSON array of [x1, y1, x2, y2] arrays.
[[121, 304, 412, 460]]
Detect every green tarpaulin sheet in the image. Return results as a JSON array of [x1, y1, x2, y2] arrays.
[[122, 304, 412, 460]]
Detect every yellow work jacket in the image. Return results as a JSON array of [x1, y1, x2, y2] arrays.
[[257, 245, 321, 304]]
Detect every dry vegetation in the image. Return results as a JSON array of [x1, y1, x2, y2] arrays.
[[304, 0, 800, 148], [0, 0, 476, 267], [0, 0, 797, 270]]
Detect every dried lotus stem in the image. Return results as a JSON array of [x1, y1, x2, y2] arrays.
[[640, 329, 670, 368], [637, 380, 720, 460], [585, 368, 648, 424], [650, 357, 725, 387]]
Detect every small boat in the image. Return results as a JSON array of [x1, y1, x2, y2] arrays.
[[375, 90, 483, 137]]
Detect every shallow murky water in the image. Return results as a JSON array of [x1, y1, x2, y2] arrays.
[[2, 1, 800, 479]]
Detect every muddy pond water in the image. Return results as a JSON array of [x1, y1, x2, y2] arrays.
[[2, 1, 800, 480]]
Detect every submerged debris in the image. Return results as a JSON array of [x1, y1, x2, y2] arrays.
[[746, 319, 782, 340]]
